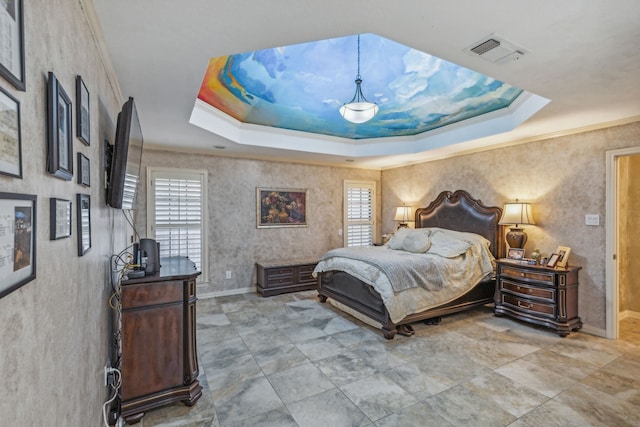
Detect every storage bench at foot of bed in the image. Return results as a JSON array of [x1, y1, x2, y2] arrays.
[[256, 259, 318, 296]]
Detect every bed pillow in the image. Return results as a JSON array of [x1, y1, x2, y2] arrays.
[[427, 228, 472, 258], [402, 232, 432, 253], [386, 227, 412, 250]]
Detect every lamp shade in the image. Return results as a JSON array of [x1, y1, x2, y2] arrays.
[[498, 202, 535, 226], [339, 100, 379, 124], [394, 206, 413, 223]]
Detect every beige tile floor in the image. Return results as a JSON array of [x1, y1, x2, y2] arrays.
[[135, 291, 640, 427]]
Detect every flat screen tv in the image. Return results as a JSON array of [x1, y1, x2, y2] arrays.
[[106, 97, 143, 209]]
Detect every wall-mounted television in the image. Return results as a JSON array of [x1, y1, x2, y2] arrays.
[[106, 97, 143, 209]]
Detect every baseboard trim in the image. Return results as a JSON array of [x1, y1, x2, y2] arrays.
[[198, 286, 255, 299], [619, 310, 640, 320], [580, 324, 607, 338]]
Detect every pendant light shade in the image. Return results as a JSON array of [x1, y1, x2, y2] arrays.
[[340, 35, 378, 124]]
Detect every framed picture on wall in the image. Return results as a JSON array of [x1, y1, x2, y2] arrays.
[[50, 198, 72, 240], [0, 0, 26, 91], [47, 72, 73, 181], [76, 194, 91, 256], [76, 75, 90, 145], [256, 187, 308, 228], [0, 192, 36, 299], [0, 85, 22, 178], [77, 152, 90, 187]]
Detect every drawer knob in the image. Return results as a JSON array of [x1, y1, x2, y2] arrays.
[[520, 273, 525, 277]]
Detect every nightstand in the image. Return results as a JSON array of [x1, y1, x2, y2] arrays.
[[494, 259, 582, 337]]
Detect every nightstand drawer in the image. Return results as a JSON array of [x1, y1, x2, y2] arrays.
[[502, 294, 555, 317], [501, 266, 554, 284], [501, 279, 555, 301]]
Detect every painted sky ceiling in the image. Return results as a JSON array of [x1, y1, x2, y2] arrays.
[[197, 33, 524, 140]]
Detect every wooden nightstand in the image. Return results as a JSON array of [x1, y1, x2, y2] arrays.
[[494, 259, 582, 337]]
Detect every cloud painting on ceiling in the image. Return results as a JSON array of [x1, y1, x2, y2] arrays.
[[197, 33, 524, 140]]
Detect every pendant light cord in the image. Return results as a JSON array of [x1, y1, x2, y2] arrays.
[[356, 34, 361, 80]]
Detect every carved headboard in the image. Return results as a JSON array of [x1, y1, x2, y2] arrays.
[[415, 190, 505, 259]]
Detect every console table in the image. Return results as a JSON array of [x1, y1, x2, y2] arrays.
[[256, 259, 318, 296], [494, 259, 582, 337], [119, 256, 201, 424]]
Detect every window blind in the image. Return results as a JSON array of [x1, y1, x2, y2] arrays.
[[344, 182, 375, 247]]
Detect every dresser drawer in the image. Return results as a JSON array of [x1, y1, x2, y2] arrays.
[[264, 266, 295, 278], [501, 266, 555, 285], [298, 264, 317, 284], [501, 279, 555, 302], [502, 294, 555, 318]]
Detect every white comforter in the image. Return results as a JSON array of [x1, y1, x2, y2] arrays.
[[313, 228, 495, 323]]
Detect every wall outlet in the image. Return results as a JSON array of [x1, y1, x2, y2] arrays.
[[585, 214, 600, 226], [225, 270, 232, 279]]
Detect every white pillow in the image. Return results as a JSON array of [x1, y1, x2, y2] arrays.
[[402, 232, 431, 253], [386, 227, 412, 250]]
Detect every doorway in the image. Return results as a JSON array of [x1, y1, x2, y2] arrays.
[[606, 147, 640, 340]]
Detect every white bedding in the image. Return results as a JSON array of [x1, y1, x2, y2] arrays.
[[313, 228, 495, 323]]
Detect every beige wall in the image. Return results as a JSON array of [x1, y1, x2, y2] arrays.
[[0, 1, 127, 425], [135, 151, 381, 295], [618, 154, 640, 313], [382, 121, 640, 331]]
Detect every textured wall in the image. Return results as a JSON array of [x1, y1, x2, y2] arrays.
[[135, 151, 381, 295], [0, 1, 126, 425], [618, 155, 640, 313], [382, 122, 640, 331]]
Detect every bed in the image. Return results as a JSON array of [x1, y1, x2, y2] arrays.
[[314, 190, 505, 339]]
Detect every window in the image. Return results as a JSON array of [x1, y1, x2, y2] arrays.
[[344, 180, 376, 247], [147, 168, 208, 282]]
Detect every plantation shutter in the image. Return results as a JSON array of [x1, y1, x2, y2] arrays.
[[344, 181, 376, 247], [148, 169, 207, 282]]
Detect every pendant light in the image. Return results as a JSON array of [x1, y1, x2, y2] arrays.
[[339, 34, 379, 124]]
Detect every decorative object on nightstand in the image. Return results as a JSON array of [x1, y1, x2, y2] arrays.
[[555, 246, 571, 268], [394, 205, 413, 229], [498, 199, 535, 248], [494, 259, 582, 337]]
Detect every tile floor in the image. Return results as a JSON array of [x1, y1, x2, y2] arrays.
[[136, 291, 640, 427]]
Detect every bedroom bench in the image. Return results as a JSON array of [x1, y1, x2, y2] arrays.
[[256, 259, 318, 296]]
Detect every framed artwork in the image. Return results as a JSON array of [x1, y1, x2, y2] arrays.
[[546, 253, 560, 268], [76, 75, 90, 145], [0, 85, 22, 177], [507, 247, 525, 260], [76, 194, 91, 256], [0, 192, 36, 299], [257, 187, 308, 228], [555, 246, 572, 268], [0, 0, 25, 91], [77, 152, 90, 187], [47, 72, 73, 180], [50, 198, 72, 240]]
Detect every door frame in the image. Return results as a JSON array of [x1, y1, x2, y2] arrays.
[[605, 146, 640, 339]]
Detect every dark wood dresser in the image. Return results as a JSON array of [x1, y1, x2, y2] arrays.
[[494, 259, 582, 337], [119, 257, 201, 424], [256, 259, 318, 296]]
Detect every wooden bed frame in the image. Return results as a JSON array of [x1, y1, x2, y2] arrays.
[[317, 190, 505, 339]]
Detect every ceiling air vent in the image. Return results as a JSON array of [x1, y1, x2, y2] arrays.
[[466, 35, 525, 63]]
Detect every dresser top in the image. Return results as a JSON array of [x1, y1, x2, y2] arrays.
[[497, 258, 581, 272]]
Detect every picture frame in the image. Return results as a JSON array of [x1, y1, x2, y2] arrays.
[[76, 194, 91, 256], [507, 247, 525, 260], [0, 192, 36, 299], [0, 0, 26, 91], [75, 75, 90, 145], [0, 85, 22, 178], [546, 253, 560, 268], [50, 198, 72, 240], [47, 72, 73, 180], [555, 245, 572, 268], [257, 187, 308, 228], [77, 152, 90, 187]]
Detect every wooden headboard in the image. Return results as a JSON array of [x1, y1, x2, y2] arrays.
[[415, 190, 505, 259]]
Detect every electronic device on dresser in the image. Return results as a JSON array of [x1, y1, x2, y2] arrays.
[[131, 238, 160, 276]]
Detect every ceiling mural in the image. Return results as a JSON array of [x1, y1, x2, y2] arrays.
[[197, 33, 524, 140]]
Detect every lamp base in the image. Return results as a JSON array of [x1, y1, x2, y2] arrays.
[[506, 227, 528, 249]]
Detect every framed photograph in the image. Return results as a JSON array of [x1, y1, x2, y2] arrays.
[[555, 246, 572, 268], [0, 85, 22, 177], [77, 152, 90, 187], [257, 187, 308, 228], [0, 0, 25, 91], [546, 253, 560, 268], [50, 198, 72, 240], [76, 194, 91, 256], [75, 75, 90, 145], [507, 247, 525, 260], [0, 192, 36, 299], [47, 72, 73, 180]]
